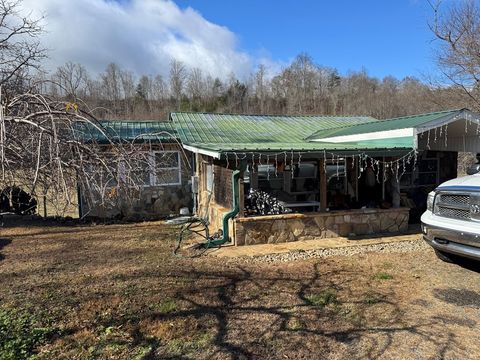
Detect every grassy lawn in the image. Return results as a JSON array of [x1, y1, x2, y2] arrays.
[[1, 221, 480, 359]]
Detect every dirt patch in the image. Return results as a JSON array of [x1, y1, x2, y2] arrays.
[[0, 222, 479, 359]]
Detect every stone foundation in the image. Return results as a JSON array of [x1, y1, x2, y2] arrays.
[[204, 202, 235, 240], [234, 208, 410, 246], [82, 182, 193, 220]]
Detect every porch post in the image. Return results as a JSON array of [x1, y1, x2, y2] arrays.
[[238, 177, 245, 217], [251, 163, 258, 189], [319, 158, 327, 211]]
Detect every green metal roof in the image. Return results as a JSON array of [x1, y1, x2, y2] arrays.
[[76, 120, 178, 143], [170, 112, 383, 153], [306, 109, 466, 141]]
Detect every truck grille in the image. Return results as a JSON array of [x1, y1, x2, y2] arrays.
[[434, 192, 478, 221], [435, 206, 470, 220], [438, 194, 470, 206]]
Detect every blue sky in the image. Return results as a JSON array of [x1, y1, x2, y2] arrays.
[[174, 0, 436, 79], [26, 0, 441, 80]]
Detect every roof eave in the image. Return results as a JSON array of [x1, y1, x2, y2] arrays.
[[182, 144, 221, 159]]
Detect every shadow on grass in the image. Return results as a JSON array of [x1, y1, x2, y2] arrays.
[[0, 237, 11, 261], [3, 223, 473, 359], [450, 256, 480, 273], [139, 263, 463, 359]]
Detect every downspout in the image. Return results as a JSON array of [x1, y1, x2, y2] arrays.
[[201, 169, 240, 248]]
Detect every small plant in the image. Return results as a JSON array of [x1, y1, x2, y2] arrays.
[[287, 317, 302, 331], [373, 272, 393, 280], [363, 291, 383, 305], [166, 332, 214, 355], [340, 305, 364, 326], [382, 262, 393, 269], [157, 299, 177, 314], [305, 290, 338, 307], [0, 308, 56, 359]]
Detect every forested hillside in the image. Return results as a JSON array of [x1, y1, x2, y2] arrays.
[[27, 53, 475, 121]]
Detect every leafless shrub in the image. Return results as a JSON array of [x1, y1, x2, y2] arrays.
[[429, 0, 480, 110], [0, 89, 186, 218]]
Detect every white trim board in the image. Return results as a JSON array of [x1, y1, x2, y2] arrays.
[[311, 128, 416, 144], [182, 144, 221, 159]]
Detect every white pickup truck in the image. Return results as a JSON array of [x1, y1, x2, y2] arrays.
[[421, 173, 480, 262]]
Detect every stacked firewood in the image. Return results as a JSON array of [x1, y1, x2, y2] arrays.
[[245, 189, 290, 216]]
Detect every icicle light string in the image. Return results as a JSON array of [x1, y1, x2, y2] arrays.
[[225, 152, 230, 169], [222, 149, 418, 183], [400, 155, 407, 180], [274, 154, 278, 177], [323, 150, 327, 174], [224, 149, 417, 166], [383, 161, 387, 183], [336, 155, 339, 178], [444, 124, 448, 148], [266, 154, 270, 180], [290, 150, 294, 179], [358, 156, 363, 179]]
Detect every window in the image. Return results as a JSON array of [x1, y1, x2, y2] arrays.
[[121, 151, 182, 187], [153, 151, 182, 186], [205, 164, 214, 192]]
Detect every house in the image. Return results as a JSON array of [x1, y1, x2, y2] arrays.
[[76, 109, 479, 247], [169, 109, 478, 246]]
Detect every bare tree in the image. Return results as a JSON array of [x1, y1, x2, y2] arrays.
[[101, 63, 122, 116], [187, 68, 204, 100], [0, 0, 46, 94], [119, 69, 136, 117], [53, 62, 89, 100], [429, 0, 480, 109], [169, 59, 186, 108], [254, 64, 267, 113]]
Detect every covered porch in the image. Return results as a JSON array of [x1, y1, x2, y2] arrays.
[[171, 109, 478, 246]]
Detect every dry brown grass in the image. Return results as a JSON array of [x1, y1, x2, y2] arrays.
[[1, 222, 480, 359]]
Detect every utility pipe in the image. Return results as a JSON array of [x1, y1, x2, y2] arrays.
[[200, 169, 240, 248]]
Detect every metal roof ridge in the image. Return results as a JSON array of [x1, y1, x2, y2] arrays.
[[380, 108, 467, 121], [99, 119, 172, 124], [170, 111, 377, 119], [305, 108, 469, 141]]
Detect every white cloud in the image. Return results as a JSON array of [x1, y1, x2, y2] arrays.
[[22, 0, 254, 79]]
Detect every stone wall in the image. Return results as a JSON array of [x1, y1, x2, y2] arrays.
[[213, 166, 233, 208], [234, 208, 410, 246], [204, 202, 235, 240]]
